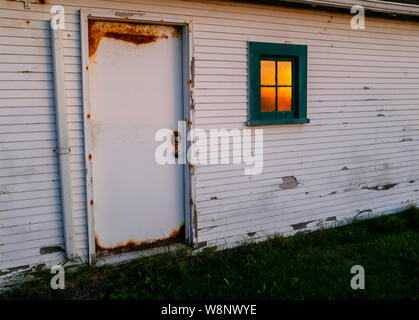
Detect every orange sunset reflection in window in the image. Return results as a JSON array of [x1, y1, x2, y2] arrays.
[[260, 60, 292, 112]]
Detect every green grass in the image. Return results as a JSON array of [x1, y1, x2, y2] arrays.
[[2, 207, 418, 300]]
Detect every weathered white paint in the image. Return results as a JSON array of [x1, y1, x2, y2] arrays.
[[0, 0, 419, 280], [88, 20, 185, 251], [51, 25, 75, 259], [79, 8, 95, 264]]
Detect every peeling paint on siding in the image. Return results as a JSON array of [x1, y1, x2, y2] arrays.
[[356, 209, 373, 218], [279, 176, 299, 190], [197, 241, 207, 249], [0, 265, 30, 277], [291, 221, 314, 230], [325, 216, 337, 222], [39, 246, 64, 255], [363, 183, 398, 191]]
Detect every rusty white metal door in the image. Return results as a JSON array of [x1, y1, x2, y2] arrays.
[[88, 21, 184, 258]]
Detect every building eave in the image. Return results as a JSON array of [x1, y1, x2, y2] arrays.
[[229, 0, 419, 20]]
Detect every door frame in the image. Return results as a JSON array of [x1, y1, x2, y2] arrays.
[[79, 9, 196, 264]]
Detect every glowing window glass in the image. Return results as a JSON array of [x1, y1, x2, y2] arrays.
[[260, 60, 276, 85], [277, 87, 292, 111], [277, 61, 292, 86], [261, 87, 276, 112], [260, 59, 293, 112]]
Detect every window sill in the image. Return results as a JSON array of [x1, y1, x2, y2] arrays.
[[247, 118, 310, 126]]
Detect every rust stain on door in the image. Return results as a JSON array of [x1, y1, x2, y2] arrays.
[[95, 223, 185, 258], [88, 19, 185, 259], [88, 20, 182, 58]]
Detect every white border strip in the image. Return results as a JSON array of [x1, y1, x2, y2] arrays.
[[366, 0, 419, 8], [278, 0, 419, 15], [51, 26, 75, 259]]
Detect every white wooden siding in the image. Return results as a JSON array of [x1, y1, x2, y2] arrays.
[[0, 3, 65, 276], [0, 0, 418, 276]]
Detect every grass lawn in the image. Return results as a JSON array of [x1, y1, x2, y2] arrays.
[[1, 207, 418, 300]]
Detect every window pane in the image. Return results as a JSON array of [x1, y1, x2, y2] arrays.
[[277, 61, 292, 86], [277, 87, 292, 111], [261, 87, 276, 112], [260, 60, 275, 85]]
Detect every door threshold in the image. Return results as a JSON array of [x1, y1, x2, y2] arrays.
[[95, 243, 187, 267]]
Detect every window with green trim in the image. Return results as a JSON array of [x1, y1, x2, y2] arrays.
[[248, 42, 309, 126]]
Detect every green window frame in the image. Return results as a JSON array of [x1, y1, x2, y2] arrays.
[[248, 42, 309, 126]]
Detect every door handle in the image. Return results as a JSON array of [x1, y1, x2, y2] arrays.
[[173, 130, 180, 159]]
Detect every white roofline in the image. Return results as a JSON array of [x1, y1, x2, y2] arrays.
[[278, 0, 419, 16], [367, 0, 419, 8]]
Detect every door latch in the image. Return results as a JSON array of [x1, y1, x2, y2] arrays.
[[173, 130, 180, 159]]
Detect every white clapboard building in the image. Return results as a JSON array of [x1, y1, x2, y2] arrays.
[[1, 0, 419, 283]]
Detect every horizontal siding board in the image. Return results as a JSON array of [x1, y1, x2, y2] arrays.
[[0, 220, 63, 238], [196, 186, 419, 224], [198, 180, 419, 218], [0, 189, 60, 204], [197, 188, 419, 241], [193, 23, 419, 47], [195, 150, 419, 178], [198, 182, 419, 225], [198, 159, 417, 194], [203, 203, 414, 247], [0, 73, 52, 81], [0, 45, 50, 55], [195, 52, 419, 64], [197, 170, 419, 211], [196, 171, 418, 200], [0, 237, 64, 255], [0, 203, 60, 220], [192, 128, 419, 150], [0, 251, 65, 270], [189, 6, 419, 32], [0, 196, 60, 212], [0, 107, 55, 117], [198, 204, 412, 244], [0, 227, 63, 246], [0, 63, 52, 73], [196, 164, 419, 192]]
